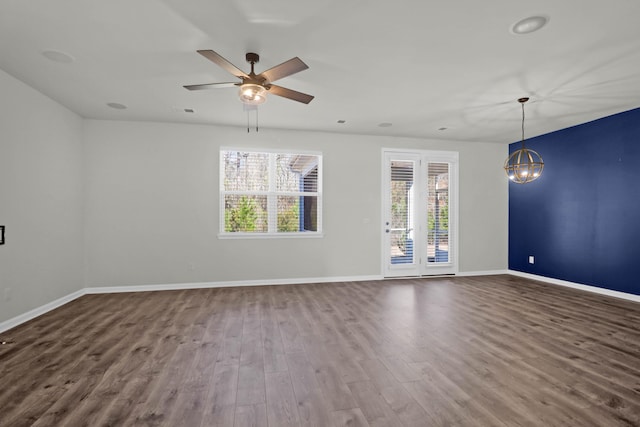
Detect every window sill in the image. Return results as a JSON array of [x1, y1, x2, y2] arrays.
[[218, 232, 324, 240]]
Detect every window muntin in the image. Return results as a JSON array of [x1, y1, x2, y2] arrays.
[[221, 150, 322, 236]]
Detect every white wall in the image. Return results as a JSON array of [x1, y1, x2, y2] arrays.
[[0, 70, 84, 324], [83, 119, 508, 287]]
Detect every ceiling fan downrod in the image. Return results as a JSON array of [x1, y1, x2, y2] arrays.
[[246, 53, 259, 76]]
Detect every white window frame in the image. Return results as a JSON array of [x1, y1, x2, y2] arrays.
[[219, 147, 323, 239]]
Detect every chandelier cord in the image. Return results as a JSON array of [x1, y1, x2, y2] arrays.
[[521, 101, 526, 147]]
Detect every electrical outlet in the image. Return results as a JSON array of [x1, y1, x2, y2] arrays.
[[528, 256, 535, 264]]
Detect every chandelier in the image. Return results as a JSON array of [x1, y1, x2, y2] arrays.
[[504, 97, 544, 184]]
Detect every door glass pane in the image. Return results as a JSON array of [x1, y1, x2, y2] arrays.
[[390, 161, 415, 265], [427, 163, 449, 263]]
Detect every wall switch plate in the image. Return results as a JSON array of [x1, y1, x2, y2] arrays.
[[528, 256, 535, 264]]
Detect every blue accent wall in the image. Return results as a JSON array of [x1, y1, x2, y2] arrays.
[[509, 107, 640, 296]]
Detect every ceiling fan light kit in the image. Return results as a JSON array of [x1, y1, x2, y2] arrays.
[[239, 83, 267, 105], [504, 97, 544, 184]]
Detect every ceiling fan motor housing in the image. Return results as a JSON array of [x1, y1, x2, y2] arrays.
[[246, 52, 260, 64]]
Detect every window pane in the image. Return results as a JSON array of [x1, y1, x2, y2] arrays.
[[302, 195, 318, 231], [224, 195, 268, 232], [302, 166, 318, 192], [390, 161, 415, 264], [278, 154, 319, 192], [276, 154, 300, 192], [427, 163, 449, 263], [223, 151, 269, 191], [277, 196, 300, 232]]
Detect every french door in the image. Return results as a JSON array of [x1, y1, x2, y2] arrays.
[[382, 150, 458, 277]]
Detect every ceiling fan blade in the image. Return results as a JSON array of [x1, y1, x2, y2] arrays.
[[261, 57, 308, 83], [197, 50, 248, 79], [268, 85, 314, 104], [184, 82, 239, 91]]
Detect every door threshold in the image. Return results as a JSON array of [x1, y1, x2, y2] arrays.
[[383, 273, 456, 280]]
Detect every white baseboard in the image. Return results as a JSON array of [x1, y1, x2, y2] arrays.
[[457, 269, 509, 277], [0, 289, 86, 333], [508, 270, 640, 303]]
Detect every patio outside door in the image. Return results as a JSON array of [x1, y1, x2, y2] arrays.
[[382, 150, 458, 277]]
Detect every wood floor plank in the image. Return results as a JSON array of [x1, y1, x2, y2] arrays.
[[236, 324, 266, 407], [264, 371, 301, 427], [261, 288, 290, 373], [296, 336, 358, 413], [236, 362, 266, 407], [379, 383, 432, 427], [198, 363, 239, 426], [347, 380, 403, 426], [286, 351, 333, 426], [331, 408, 371, 427], [234, 404, 267, 427], [357, 358, 399, 390], [1, 275, 639, 427]]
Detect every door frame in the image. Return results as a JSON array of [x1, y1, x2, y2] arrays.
[[381, 148, 459, 277]]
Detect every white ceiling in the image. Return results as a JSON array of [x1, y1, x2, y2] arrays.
[[1, 0, 640, 143]]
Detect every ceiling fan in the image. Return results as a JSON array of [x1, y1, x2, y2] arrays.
[[184, 50, 314, 105]]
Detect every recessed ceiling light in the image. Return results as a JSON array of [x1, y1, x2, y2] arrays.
[[438, 127, 448, 131], [511, 16, 549, 34], [41, 50, 75, 63], [107, 102, 127, 110], [337, 120, 346, 124], [378, 122, 393, 128], [184, 108, 195, 113]]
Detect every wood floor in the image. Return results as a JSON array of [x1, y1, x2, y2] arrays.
[[1, 275, 639, 427]]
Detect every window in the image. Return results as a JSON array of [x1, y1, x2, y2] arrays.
[[220, 149, 322, 237]]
